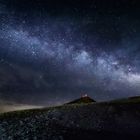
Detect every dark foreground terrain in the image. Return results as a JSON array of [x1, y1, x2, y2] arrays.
[[1, 97, 140, 139]]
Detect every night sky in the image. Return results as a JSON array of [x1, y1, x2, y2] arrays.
[[0, 0, 140, 105]]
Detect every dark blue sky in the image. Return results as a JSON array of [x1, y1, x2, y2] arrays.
[[0, 0, 140, 105]]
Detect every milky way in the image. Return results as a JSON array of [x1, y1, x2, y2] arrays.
[[0, 0, 140, 105]]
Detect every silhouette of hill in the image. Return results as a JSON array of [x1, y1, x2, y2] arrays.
[[66, 95, 96, 104]]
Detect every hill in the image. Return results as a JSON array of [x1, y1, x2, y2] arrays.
[[109, 96, 140, 104], [1, 96, 140, 139], [66, 95, 96, 104]]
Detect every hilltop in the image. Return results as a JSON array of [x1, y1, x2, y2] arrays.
[[66, 95, 96, 104]]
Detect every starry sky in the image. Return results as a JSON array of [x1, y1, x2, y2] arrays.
[[0, 0, 140, 105]]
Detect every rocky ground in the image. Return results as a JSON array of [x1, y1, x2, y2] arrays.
[[1, 98, 140, 139]]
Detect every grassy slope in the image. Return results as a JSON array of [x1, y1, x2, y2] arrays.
[[1, 97, 140, 139]]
